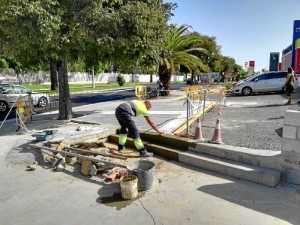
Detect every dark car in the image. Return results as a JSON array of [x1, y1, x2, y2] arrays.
[[186, 78, 198, 85]]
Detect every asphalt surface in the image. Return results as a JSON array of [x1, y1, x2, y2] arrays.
[[189, 91, 300, 151]]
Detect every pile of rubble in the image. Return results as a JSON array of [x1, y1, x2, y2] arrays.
[[29, 140, 133, 183]]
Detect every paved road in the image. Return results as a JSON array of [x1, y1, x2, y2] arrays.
[[0, 82, 185, 121]]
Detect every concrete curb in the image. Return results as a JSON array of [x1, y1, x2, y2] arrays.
[[107, 132, 281, 187]]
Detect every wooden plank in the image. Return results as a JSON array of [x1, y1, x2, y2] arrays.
[[29, 144, 127, 168], [64, 146, 127, 160]]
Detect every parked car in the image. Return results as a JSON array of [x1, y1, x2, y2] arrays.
[[0, 84, 50, 112], [233, 71, 298, 96], [186, 78, 198, 85]]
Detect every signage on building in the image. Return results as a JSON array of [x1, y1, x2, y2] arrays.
[[292, 20, 300, 73], [249, 61, 255, 68], [282, 44, 293, 72], [269, 52, 279, 71]]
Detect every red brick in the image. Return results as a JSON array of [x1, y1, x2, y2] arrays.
[[105, 172, 119, 182]]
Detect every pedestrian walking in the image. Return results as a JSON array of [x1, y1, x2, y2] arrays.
[[115, 100, 164, 157], [283, 67, 295, 105]]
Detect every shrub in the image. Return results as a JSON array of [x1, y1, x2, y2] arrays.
[[0, 58, 9, 70], [224, 82, 233, 91], [116, 74, 125, 86]]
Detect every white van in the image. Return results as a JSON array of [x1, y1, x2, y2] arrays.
[[233, 71, 298, 96]]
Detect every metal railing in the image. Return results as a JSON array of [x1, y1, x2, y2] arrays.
[[184, 87, 208, 135]]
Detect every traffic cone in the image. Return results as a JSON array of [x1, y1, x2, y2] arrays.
[[209, 119, 223, 144], [194, 118, 205, 141]]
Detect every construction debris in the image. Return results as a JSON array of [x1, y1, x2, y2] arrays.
[[105, 169, 128, 182], [26, 161, 38, 171], [88, 165, 98, 176], [28, 135, 138, 180], [29, 144, 128, 169], [64, 146, 127, 160], [52, 154, 66, 171]]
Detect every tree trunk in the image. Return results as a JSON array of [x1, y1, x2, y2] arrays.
[[57, 54, 73, 120], [158, 65, 172, 96], [91, 67, 95, 89], [50, 60, 58, 91]]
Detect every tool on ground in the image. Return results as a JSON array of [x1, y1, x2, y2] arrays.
[[64, 146, 127, 160], [32, 130, 58, 141], [29, 144, 128, 168]]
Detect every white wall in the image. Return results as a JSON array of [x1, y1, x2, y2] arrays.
[[6, 72, 184, 84], [280, 110, 300, 184]]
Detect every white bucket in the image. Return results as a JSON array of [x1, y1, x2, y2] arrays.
[[120, 175, 138, 200]]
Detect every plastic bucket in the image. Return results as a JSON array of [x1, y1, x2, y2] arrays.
[[131, 159, 155, 191], [120, 175, 138, 200]]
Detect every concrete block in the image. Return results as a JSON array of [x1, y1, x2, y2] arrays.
[[191, 143, 281, 170], [282, 125, 297, 140], [282, 138, 300, 153], [280, 149, 300, 184], [281, 169, 300, 185], [179, 151, 281, 187], [273, 151, 300, 185], [283, 110, 300, 126], [297, 127, 300, 141]]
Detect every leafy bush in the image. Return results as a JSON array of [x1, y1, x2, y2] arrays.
[[116, 74, 125, 86], [224, 82, 233, 91], [235, 71, 248, 81], [0, 58, 9, 70]]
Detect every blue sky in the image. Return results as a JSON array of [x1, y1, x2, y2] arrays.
[[167, 0, 300, 72]]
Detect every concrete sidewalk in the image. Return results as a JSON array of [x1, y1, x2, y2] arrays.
[[0, 89, 300, 225]]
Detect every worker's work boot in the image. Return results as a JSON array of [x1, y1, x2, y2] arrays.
[[118, 144, 125, 152], [139, 148, 153, 157]]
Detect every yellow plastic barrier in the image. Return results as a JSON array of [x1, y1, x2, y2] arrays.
[[216, 87, 227, 115], [219, 88, 226, 103], [186, 85, 202, 99], [135, 85, 148, 100], [16, 96, 34, 133], [17, 100, 24, 114]]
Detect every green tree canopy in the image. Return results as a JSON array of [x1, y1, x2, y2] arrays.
[[0, 0, 173, 119]]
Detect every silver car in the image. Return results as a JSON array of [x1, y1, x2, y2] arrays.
[[233, 71, 298, 96], [0, 84, 50, 112]]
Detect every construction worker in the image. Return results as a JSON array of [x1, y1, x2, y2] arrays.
[[115, 99, 164, 157]]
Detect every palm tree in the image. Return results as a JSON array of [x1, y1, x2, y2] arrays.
[[158, 25, 209, 95]]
